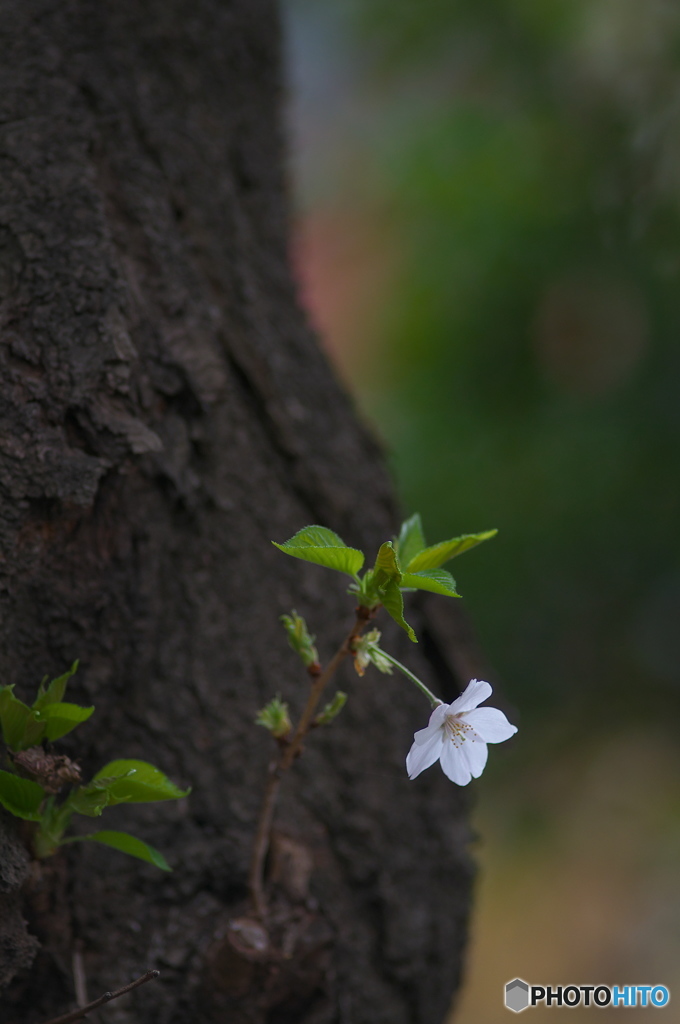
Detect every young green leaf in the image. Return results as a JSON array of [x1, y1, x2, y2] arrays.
[[273, 525, 364, 576], [33, 661, 80, 711], [395, 513, 426, 569], [280, 611, 319, 668], [91, 760, 190, 804], [373, 541, 402, 585], [34, 796, 73, 852], [38, 702, 95, 742], [350, 569, 383, 610], [380, 579, 417, 643], [0, 769, 44, 821], [66, 782, 111, 817], [315, 690, 348, 725], [0, 687, 44, 751], [276, 525, 346, 548], [405, 530, 498, 572], [400, 569, 461, 598], [70, 830, 171, 871], [255, 695, 292, 738], [0, 687, 32, 749]]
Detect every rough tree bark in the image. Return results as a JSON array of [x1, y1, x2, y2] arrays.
[[0, 2, 481, 1021]]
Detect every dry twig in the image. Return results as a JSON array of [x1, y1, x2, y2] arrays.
[[41, 969, 160, 1024]]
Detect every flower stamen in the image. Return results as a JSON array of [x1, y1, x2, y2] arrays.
[[444, 714, 476, 747]]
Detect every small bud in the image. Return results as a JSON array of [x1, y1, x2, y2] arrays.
[[255, 695, 292, 739], [351, 629, 394, 677], [315, 690, 348, 726], [280, 610, 319, 669]]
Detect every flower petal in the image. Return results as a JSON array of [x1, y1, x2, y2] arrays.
[[459, 737, 488, 778], [464, 707, 517, 743], [413, 703, 448, 744], [439, 738, 472, 785], [406, 731, 444, 779], [448, 679, 492, 714]]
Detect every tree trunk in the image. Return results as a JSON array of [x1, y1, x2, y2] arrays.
[[0, 2, 477, 1021]]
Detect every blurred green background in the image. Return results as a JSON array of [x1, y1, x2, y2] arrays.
[[284, 1, 680, 1019]]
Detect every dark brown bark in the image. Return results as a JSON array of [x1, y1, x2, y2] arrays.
[[0, 2, 478, 1021]]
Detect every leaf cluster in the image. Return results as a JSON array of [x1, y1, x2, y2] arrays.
[[0, 665, 189, 870], [274, 515, 496, 642], [0, 662, 91, 750]]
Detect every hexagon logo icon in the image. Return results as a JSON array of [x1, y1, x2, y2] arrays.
[[505, 978, 530, 1013]]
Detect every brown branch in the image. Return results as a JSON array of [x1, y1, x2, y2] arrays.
[[40, 969, 160, 1024], [248, 608, 372, 917]]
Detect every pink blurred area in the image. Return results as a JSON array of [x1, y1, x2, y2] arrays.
[[293, 209, 398, 384]]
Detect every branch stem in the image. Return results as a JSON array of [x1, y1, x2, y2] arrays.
[[378, 650, 442, 708], [248, 609, 370, 917], [41, 969, 159, 1024]]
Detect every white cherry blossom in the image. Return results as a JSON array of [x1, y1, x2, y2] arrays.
[[406, 679, 517, 785]]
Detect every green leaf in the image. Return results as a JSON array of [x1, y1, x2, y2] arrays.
[[255, 696, 291, 738], [395, 514, 426, 569], [66, 783, 111, 818], [273, 525, 364, 576], [71, 830, 171, 871], [280, 611, 319, 668], [0, 672, 87, 751], [0, 687, 44, 750], [0, 687, 32, 749], [38, 702, 95, 742], [351, 569, 381, 610], [373, 541, 402, 585], [35, 796, 72, 851], [315, 690, 348, 725], [33, 661, 80, 711], [380, 579, 417, 643], [400, 569, 461, 598], [91, 760, 190, 804], [0, 769, 44, 821], [406, 530, 498, 572]]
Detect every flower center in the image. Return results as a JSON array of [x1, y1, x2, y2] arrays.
[[444, 713, 475, 747]]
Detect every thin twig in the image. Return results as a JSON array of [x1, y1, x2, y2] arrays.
[[377, 650, 442, 708], [248, 608, 371, 917], [40, 969, 160, 1024]]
